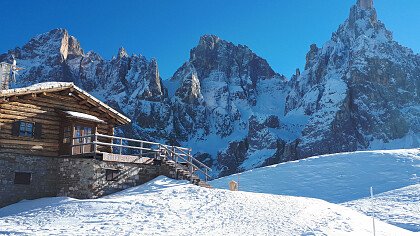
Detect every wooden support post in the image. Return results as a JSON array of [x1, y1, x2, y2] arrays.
[[71, 137, 74, 155], [93, 127, 98, 154], [119, 138, 123, 155], [93, 134, 97, 153], [175, 152, 179, 179], [158, 144, 162, 160], [81, 139, 84, 154], [188, 152, 193, 183], [140, 142, 143, 157]]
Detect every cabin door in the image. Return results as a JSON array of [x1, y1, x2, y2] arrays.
[[72, 125, 93, 155]]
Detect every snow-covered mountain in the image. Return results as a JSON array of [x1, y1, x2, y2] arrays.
[[166, 35, 291, 176], [286, 0, 420, 158], [0, 176, 413, 236], [1, 0, 419, 177]]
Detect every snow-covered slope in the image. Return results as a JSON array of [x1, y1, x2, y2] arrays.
[[343, 184, 420, 232], [211, 149, 420, 231], [0, 176, 413, 236], [211, 149, 419, 202]]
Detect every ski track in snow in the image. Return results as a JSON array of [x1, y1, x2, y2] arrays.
[[0, 176, 413, 236]]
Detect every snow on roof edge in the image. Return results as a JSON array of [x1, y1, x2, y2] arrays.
[[71, 84, 131, 124], [0, 82, 74, 95], [63, 111, 105, 123], [0, 82, 131, 124]]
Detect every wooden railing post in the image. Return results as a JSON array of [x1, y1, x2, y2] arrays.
[[119, 137, 123, 155], [188, 150, 193, 183], [159, 144, 163, 160], [71, 137, 74, 155], [140, 142, 143, 157], [93, 133, 97, 153], [174, 149, 179, 179], [81, 136, 84, 154]]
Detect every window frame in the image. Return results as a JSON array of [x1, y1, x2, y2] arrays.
[[105, 169, 120, 181], [74, 124, 93, 143], [19, 121, 35, 138]]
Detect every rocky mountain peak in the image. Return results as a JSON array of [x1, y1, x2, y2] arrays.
[[189, 35, 222, 76], [172, 62, 203, 104], [21, 28, 83, 62], [349, 0, 378, 25], [357, 0, 373, 10], [325, 0, 393, 51], [189, 34, 277, 86], [198, 35, 221, 50], [143, 58, 165, 100], [117, 47, 129, 59]]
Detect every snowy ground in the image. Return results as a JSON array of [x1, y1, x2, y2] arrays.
[[211, 149, 420, 232], [0, 176, 413, 236], [343, 184, 420, 232]]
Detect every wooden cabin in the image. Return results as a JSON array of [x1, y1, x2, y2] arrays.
[[0, 82, 130, 157], [0, 82, 211, 208]]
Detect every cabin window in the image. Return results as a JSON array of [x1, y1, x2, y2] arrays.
[[105, 169, 120, 181], [12, 121, 42, 139], [14, 172, 32, 185], [84, 127, 92, 142], [74, 125, 92, 143], [72, 125, 94, 155], [19, 122, 34, 137]]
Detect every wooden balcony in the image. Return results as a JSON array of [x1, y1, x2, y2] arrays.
[[68, 133, 212, 182]]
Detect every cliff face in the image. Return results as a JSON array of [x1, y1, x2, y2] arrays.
[[285, 2, 420, 158], [1, 0, 419, 177], [166, 35, 289, 175]]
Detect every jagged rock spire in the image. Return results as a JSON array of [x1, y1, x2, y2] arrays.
[[117, 47, 128, 59], [357, 0, 373, 10]]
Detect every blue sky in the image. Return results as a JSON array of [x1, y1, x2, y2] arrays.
[[0, 0, 419, 79]]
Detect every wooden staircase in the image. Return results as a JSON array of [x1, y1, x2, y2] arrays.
[[159, 146, 212, 188], [162, 160, 212, 188]]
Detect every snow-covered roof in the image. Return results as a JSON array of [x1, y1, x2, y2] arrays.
[[0, 82, 73, 95], [0, 82, 131, 125], [63, 111, 105, 124]]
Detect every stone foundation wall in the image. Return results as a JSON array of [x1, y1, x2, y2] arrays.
[[0, 153, 58, 208], [0, 154, 189, 208], [57, 157, 164, 198]]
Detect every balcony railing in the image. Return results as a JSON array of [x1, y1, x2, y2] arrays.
[[70, 133, 212, 182]]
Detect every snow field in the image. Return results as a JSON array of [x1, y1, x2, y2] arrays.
[[0, 176, 412, 236]]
